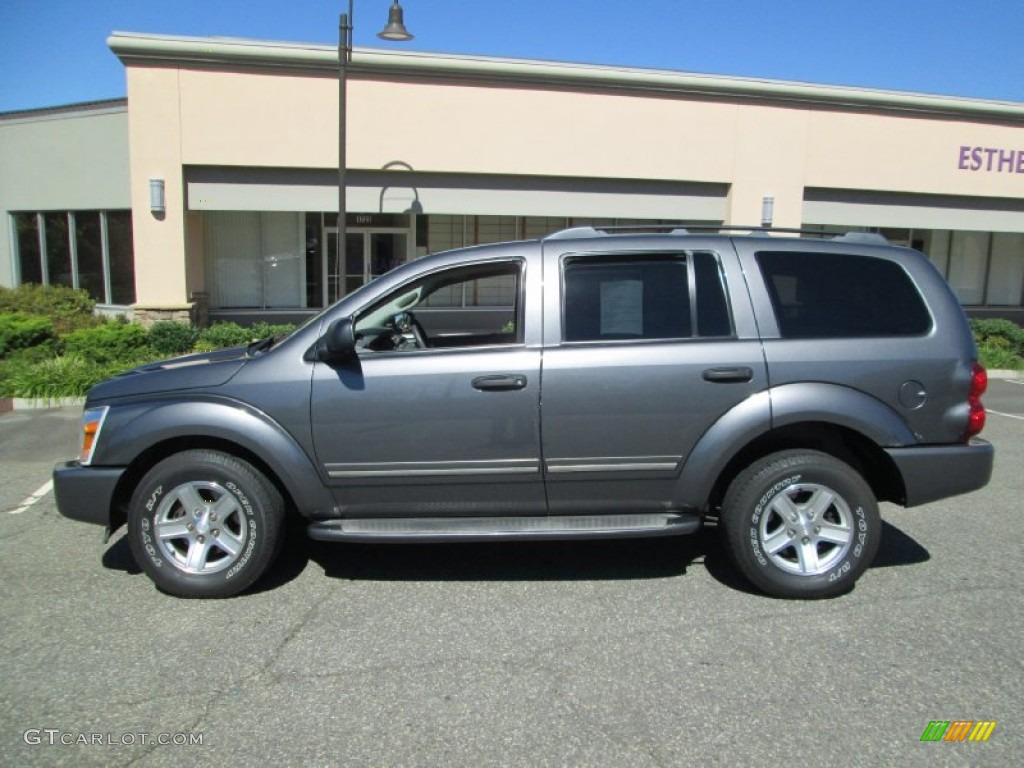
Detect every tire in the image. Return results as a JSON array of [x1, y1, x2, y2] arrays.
[[127, 450, 285, 598], [719, 450, 880, 599]]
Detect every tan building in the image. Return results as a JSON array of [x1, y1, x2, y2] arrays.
[[4, 31, 1024, 323]]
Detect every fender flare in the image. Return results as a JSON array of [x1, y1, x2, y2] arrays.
[[673, 383, 915, 510], [93, 396, 337, 520]]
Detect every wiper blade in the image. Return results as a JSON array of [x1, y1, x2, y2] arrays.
[[246, 333, 288, 356], [246, 336, 274, 356]]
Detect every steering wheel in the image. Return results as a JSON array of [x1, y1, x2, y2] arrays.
[[407, 311, 429, 349]]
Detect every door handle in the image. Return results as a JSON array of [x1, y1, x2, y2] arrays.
[[472, 375, 528, 391], [702, 367, 754, 383]]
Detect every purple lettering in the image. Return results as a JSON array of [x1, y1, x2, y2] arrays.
[[958, 145, 971, 170], [999, 149, 1015, 172], [957, 144, 1024, 173]]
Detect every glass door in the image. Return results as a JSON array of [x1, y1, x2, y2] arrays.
[[323, 227, 410, 306], [324, 229, 366, 306]]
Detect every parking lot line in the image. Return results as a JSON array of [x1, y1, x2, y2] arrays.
[[988, 409, 1024, 421], [7, 480, 53, 515]]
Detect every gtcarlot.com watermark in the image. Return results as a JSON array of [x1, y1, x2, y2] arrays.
[[23, 729, 203, 747]]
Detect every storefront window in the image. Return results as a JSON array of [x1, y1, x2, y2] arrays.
[[74, 212, 105, 303], [106, 210, 136, 305], [986, 233, 1024, 306], [13, 213, 42, 284], [43, 213, 73, 287], [947, 232, 989, 305], [204, 211, 304, 309], [11, 210, 133, 304]]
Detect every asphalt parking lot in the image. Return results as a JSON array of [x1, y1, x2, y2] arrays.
[[1, 379, 1022, 767]]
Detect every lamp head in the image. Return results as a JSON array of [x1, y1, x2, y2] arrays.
[[377, 0, 414, 41]]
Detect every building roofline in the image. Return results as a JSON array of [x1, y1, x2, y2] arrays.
[[0, 98, 128, 123], [107, 31, 1024, 123]]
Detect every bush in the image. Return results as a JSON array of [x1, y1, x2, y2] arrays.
[[970, 318, 1024, 355], [250, 321, 297, 340], [0, 354, 130, 399], [0, 313, 57, 358], [0, 284, 98, 333], [195, 322, 257, 350], [148, 320, 198, 357], [970, 318, 1024, 371], [62, 320, 150, 364]]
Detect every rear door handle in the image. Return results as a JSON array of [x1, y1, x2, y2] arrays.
[[702, 367, 754, 383], [472, 374, 528, 391]]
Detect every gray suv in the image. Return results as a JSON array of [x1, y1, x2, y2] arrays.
[[53, 227, 994, 599]]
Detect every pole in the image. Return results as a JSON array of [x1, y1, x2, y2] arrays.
[[338, 2, 353, 304]]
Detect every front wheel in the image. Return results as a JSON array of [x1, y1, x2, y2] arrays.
[[127, 450, 285, 598], [719, 450, 880, 599]]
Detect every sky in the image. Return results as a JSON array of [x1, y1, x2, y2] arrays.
[[2, 0, 1024, 113]]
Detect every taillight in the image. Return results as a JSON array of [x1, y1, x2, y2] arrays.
[[966, 362, 987, 439]]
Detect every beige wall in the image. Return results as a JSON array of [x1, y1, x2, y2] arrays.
[[0, 107, 130, 287], [807, 111, 1024, 199], [126, 67, 189, 307], [123, 56, 1024, 305]]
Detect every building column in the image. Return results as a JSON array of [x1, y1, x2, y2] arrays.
[[724, 106, 809, 230], [126, 66, 192, 324]]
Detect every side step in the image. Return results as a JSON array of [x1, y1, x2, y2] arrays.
[[307, 512, 701, 543]]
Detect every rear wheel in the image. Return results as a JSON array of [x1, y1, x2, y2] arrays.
[[127, 450, 284, 598], [719, 450, 880, 599]]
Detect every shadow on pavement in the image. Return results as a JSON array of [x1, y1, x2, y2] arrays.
[[100, 516, 929, 597], [308, 533, 701, 583], [101, 535, 142, 575], [872, 519, 931, 568]]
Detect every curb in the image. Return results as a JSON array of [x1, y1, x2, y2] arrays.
[[988, 369, 1022, 381], [0, 397, 86, 412]]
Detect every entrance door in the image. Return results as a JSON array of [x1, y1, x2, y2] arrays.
[[324, 227, 410, 306]]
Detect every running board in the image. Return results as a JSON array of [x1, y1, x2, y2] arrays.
[[307, 512, 701, 543]]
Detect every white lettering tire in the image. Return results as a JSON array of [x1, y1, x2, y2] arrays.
[[127, 450, 285, 598], [719, 450, 880, 599]]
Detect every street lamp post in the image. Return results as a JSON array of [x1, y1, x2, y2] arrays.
[[338, 1, 413, 302]]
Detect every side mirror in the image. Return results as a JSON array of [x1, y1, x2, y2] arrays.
[[317, 317, 357, 362]]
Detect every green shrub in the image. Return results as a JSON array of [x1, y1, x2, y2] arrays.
[[977, 341, 1024, 371], [148, 320, 198, 356], [0, 313, 58, 358], [62, 321, 150, 364], [970, 318, 1024, 355], [5, 343, 60, 365], [970, 318, 1024, 370], [0, 354, 127, 399], [250, 321, 296, 340], [195, 322, 256, 350], [0, 284, 99, 333]]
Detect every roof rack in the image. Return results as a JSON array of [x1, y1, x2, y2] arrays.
[[543, 224, 890, 244]]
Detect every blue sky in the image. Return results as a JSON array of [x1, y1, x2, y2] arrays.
[[2, 0, 1024, 112]]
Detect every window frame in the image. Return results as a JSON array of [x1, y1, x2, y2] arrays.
[[558, 250, 735, 345], [352, 257, 528, 356], [9, 209, 134, 306]]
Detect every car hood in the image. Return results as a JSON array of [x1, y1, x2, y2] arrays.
[[86, 346, 251, 402]]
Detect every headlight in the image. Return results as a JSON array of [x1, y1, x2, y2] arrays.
[[79, 406, 109, 465]]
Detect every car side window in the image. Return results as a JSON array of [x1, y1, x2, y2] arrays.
[[354, 261, 522, 352], [562, 252, 732, 342], [756, 250, 932, 338]]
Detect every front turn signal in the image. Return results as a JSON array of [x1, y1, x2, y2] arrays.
[[79, 406, 109, 465]]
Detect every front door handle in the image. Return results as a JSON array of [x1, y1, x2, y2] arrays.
[[472, 375, 528, 391], [702, 367, 754, 383]]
